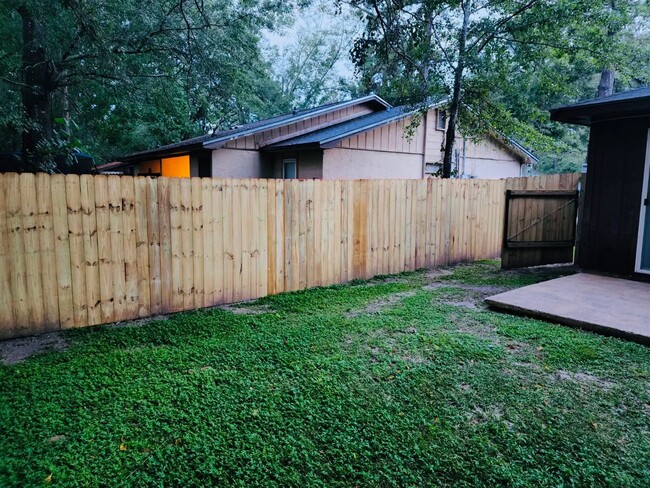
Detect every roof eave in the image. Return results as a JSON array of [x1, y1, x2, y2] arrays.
[[550, 99, 650, 127], [121, 143, 206, 162], [262, 142, 322, 153], [202, 94, 392, 149]]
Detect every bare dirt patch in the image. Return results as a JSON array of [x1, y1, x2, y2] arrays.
[[512, 361, 542, 371], [425, 268, 453, 280], [399, 352, 429, 364], [444, 299, 481, 310], [447, 312, 494, 336], [429, 283, 509, 312], [346, 291, 416, 318], [365, 276, 410, 287], [554, 370, 615, 389], [107, 314, 169, 328], [507, 363, 616, 389], [424, 282, 508, 295], [219, 302, 272, 315], [1, 333, 68, 365], [468, 405, 505, 425]]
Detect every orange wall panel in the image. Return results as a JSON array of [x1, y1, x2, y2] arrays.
[[161, 156, 190, 178]]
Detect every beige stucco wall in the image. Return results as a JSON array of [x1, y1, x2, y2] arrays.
[[461, 137, 522, 179], [211, 149, 264, 178], [463, 158, 522, 179], [322, 148, 423, 179]]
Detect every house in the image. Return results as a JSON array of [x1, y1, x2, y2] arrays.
[[102, 95, 536, 179], [550, 87, 650, 281]]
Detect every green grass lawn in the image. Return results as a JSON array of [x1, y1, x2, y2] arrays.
[[2, 261, 650, 487]]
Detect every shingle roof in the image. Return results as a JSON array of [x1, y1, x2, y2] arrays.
[[264, 105, 413, 149], [122, 95, 391, 161]]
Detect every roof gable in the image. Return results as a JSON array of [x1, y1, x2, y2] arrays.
[[264, 105, 413, 150]]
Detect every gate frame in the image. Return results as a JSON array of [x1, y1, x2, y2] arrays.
[[502, 188, 580, 269]]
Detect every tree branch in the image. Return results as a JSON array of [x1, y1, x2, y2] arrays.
[[0, 75, 30, 89], [468, 0, 541, 54]]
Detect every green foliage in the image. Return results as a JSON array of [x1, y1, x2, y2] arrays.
[[344, 0, 650, 173], [0, 0, 301, 166], [2, 261, 650, 486], [267, 1, 358, 109]]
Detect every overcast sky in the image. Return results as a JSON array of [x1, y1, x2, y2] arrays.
[[262, 1, 362, 80]]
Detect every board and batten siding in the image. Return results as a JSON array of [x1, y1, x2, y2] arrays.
[[424, 108, 446, 165], [335, 115, 426, 155], [211, 106, 524, 180], [422, 109, 524, 179], [223, 104, 376, 151], [577, 117, 650, 278]]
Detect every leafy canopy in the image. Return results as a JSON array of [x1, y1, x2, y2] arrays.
[[0, 0, 304, 166], [345, 0, 650, 174]]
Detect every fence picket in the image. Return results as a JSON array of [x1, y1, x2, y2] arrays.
[[80, 175, 101, 325], [0, 175, 15, 336], [20, 173, 45, 332]]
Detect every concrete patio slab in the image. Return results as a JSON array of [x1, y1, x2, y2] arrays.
[[485, 273, 650, 344]]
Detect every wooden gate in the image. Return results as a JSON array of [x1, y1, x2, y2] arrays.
[[501, 176, 580, 269]]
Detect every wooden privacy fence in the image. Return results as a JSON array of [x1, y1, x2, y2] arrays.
[[0, 172, 578, 339]]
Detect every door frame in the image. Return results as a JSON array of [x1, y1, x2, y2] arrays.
[[634, 129, 650, 275]]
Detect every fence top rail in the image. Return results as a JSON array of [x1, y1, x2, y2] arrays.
[[0, 172, 580, 185], [506, 190, 579, 198]]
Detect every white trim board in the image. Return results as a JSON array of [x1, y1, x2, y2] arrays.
[[634, 129, 650, 274]]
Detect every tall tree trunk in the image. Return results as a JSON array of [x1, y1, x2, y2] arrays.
[[442, 0, 471, 179], [18, 6, 51, 169], [422, 7, 434, 97], [596, 1, 618, 98], [597, 67, 615, 98]]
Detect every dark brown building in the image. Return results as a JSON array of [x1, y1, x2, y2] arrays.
[[551, 87, 650, 282]]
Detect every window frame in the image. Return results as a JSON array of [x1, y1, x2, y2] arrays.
[[282, 156, 298, 179], [436, 109, 447, 131]]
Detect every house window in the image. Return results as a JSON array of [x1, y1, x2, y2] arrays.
[[283, 157, 297, 179], [425, 162, 441, 175], [436, 110, 447, 130]]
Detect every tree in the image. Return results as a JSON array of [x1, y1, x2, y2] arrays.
[[596, 1, 649, 97], [266, 1, 360, 109], [345, 0, 649, 177], [0, 0, 297, 169]]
